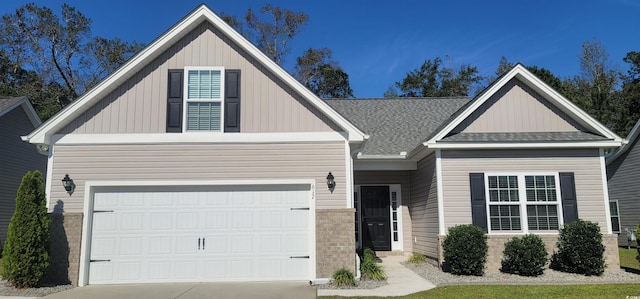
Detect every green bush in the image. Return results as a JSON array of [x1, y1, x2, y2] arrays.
[[407, 252, 427, 264], [550, 219, 605, 276], [332, 268, 356, 286], [501, 234, 548, 276], [1, 171, 50, 287], [442, 224, 487, 276], [636, 222, 640, 264], [358, 247, 386, 280]]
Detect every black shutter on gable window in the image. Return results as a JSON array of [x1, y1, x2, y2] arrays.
[[469, 173, 488, 232], [166, 69, 183, 132], [559, 172, 579, 224], [224, 70, 241, 132]]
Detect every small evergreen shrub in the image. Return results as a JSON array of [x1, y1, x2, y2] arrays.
[[550, 219, 605, 276], [332, 268, 356, 286], [407, 252, 427, 264], [1, 171, 50, 287], [501, 234, 547, 276], [442, 224, 487, 276], [358, 247, 386, 280]]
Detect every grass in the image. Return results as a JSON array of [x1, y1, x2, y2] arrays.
[[619, 247, 640, 271], [319, 284, 640, 299]]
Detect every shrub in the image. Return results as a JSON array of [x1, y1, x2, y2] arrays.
[[636, 222, 640, 264], [442, 224, 488, 276], [550, 219, 605, 276], [1, 171, 50, 287], [358, 247, 386, 280], [332, 268, 356, 286], [407, 252, 427, 264], [501, 234, 548, 276]]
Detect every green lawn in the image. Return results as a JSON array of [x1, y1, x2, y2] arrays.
[[320, 284, 640, 299], [619, 247, 640, 270]]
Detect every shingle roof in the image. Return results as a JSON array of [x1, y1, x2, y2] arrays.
[[0, 96, 26, 114], [440, 131, 612, 143], [325, 98, 470, 155]]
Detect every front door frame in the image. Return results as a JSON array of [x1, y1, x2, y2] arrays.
[[354, 184, 403, 251]]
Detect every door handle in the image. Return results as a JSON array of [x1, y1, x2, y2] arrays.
[[198, 238, 201, 250], [202, 238, 205, 250]]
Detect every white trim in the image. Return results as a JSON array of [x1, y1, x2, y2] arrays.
[[353, 160, 417, 171], [45, 144, 54, 210], [354, 186, 362, 249], [607, 119, 640, 164], [356, 153, 407, 160], [609, 200, 621, 233], [599, 148, 613, 234], [424, 64, 622, 146], [345, 140, 353, 209], [425, 141, 622, 149], [183, 67, 225, 132], [78, 178, 316, 286], [25, 5, 365, 145], [51, 132, 347, 145], [435, 150, 445, 235], [390, 184, 403, 251]]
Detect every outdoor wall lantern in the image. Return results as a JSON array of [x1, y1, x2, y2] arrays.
[[61, 174, 75, 195], [326, 172, 335, 190]]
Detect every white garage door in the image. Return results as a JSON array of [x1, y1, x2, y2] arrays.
[[88, 185, 311, 284]]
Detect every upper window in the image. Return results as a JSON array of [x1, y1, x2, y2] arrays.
[[609, 201, 620, 233], [183, 67, 225, 132], [487, 174, 562, 233]]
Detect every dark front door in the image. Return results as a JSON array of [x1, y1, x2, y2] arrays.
[[361, 186, 391, 251]]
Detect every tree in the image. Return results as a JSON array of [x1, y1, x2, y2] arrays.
[[1, 170, 50, 288], [387, 56, 483, 97], [0, 3, 143, 120], [617, 51, 640, 135], [294, 48, 353, 98], [222, 4, 308, 65]]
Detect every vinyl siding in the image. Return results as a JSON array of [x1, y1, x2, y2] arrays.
[[455, 79, 585, 133], [59, 21, 340, 135], [440, 149, 608, 233], [0, 107, 47, 244], [49, 141, 347, 213], [409, 153, 439, 259], [354, 171, 412, 252], [607, 136, 640, 246]]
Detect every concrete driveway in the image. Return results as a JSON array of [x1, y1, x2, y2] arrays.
[[42, 282, 316, 299]]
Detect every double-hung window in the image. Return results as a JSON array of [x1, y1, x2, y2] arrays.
[[609, 201, 620, 233], [183, 67, 225, 132], [487, 174, 562, 233]]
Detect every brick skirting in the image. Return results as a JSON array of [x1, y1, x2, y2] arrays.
[[316, 209, 356, 278], [44, 212, 83, 286]]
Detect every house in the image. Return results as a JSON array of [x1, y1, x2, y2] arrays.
[[0, 97, 46, 250], [607, 119, 640, 246], [23, 4, 623, 287]]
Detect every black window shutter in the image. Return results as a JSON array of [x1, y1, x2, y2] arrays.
[[469, 173, 488, 232], [559, 172, 579, 224], [166, 69, 183, 132], [224, 70, 241, 132]]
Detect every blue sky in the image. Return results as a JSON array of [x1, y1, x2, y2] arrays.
[[2, 1, 639, 97]]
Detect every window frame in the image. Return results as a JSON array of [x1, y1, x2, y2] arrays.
[[609, 200, 621, 233], [485, 173, 564, 234], [182, 66, 225, 132]]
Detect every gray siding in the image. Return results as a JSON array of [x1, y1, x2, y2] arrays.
[[59, 21, 340, 135], [455, 79, 585, 133], [607, 136, 640, 246], [0, 107, 47, 246], [49, 142, 347, 213], [354, 171, 412, 252], [440, 149, 609, 233], [409, 153, 439, 259]]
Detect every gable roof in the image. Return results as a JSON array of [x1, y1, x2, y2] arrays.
[[606, 118, 640, 164], [0, 96, 41, 127], [23, 4, 365, 145], [326, 98, 469, 157], [423, 64, 623, 149]]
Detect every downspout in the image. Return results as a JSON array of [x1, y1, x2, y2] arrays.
[[349, 137, 368, 281]]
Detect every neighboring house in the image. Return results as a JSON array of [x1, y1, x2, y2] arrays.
[[0, 97, 46, 249], [606, 119, 640, 246], [23, 4, 623, 287]]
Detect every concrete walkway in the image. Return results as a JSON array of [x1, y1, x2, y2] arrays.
[[318, 255, 437, 297]]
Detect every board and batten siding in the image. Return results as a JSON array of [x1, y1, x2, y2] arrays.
[[409, 153, 439, 259], [607, 135, 640, 246], [354, 171, 412, 252], [0, 108, 47, 244], [49, 142, 347, 213], [454, 79, 585, 133], [59, 21, 340, 135], [440, 149, 608, 233]]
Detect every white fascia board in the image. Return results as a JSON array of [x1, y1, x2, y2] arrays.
[[52, 132, 347, 145], [425, 141, 622, 149], [606, 119, 640, 165], [356, 154, 407, 160], [26, 5, 365, 145], [353, 160, 417, 171]]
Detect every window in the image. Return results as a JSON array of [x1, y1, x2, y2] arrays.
[[610, 201, 620, 233], [184, 67, 224, 131], [486, 174, 562, 233]]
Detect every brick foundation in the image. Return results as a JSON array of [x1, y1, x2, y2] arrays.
[[44, 212, 83, 286], [438, 233, 620, 274], [316, 209, 356, 278]]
